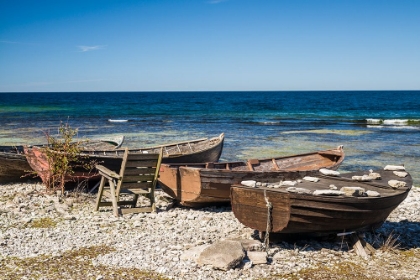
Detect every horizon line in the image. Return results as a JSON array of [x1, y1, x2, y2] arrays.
[[1, 89, 419, 93]]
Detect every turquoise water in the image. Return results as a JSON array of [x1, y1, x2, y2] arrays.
[[1, 91, 419, 184]]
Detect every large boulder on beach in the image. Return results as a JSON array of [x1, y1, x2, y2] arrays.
[[197, 240, 245, 271]]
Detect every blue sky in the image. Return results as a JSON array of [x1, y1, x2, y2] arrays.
[[1, 0, 419, 92]]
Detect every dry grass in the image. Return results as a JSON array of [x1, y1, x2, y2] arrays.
[[378, 232, 401, 252], [29, 217, 58, 228], [0, 245, 168, 280]]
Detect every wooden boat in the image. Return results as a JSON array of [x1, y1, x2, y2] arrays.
[[0, 146, 32, 183], [24, 133, 224, 186], [0, 136, 124, 184], [231, 168, 412, 236], [78, 133, 224, 164], [159, 146, 345, 207]]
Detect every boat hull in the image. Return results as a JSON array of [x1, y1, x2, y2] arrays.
[[159, 146, 345, 206], [231, 170, 412, 235], [0, 146, 33, 183]]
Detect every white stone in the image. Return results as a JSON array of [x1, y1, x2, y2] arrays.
[[319, 168, 340, 176], [197, 240, 245, 271], [393, 171, 408, 178], [368, 170, 381, 180], [247, 251, 267, 265], [388, 180, 407, 189], [384, 165, 405, 171], [303, 176, 320, 182], [329, 184, 337, 190], [340, 186, 366, 197], [286, 187, 311, 194], [313, 190, 345, 196], [280, 181, 298, 186], [241, 180, 257, 188], [366, 190, 381, 197], [352, 175, 372, 182]]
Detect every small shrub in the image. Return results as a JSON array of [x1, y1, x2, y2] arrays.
[[41, 121, 96, 193]]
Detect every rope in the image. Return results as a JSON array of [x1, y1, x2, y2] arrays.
[[263, 189, 273, 252]]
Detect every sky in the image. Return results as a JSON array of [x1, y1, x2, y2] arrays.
[[0, 0, 419, 92]]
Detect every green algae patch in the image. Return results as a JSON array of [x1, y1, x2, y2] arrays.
[[282, 129, 372, 136], [0, 245, 169, 280]]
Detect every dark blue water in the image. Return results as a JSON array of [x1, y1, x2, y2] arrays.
[[1, 91, 419, 184]]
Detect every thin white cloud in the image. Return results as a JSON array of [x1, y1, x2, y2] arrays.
[[77, 45, 106, 52]]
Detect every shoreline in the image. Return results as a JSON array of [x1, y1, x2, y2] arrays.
[[1, 182, 420, 279]]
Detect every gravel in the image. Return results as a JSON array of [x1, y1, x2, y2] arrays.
[[1, 182, 420, 279]]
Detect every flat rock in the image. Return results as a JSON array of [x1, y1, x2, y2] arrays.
[[241, 180, 257, 188], [313, 190, 344, 196], [352, 175, 372, 182], [388, 180, 407, 189], [247, 251, 267, 265], [180, 244, 209, 262], [280, 181, 298, 186], [393, 171, 408, 178], [319, 168, 340, 176], [238, 239, 262, 251], [384, 165, 405, 171], [303, 176, 320, 182], [286, 187, 311, 194], [366, 190, 381, 197], [340, 186, 366, 197], [197, 240, 245, 271]]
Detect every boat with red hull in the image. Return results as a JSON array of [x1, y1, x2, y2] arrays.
[[24, 133, 224, 186]]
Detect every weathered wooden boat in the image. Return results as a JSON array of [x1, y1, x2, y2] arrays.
[[0, 146, 32, 183], [231, 168, 412, 236], [0, 136, 124, 184], [24, 133, 224, 186], [159, 146, 345, 207]]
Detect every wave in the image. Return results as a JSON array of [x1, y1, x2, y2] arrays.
[[256, 121, 282, 126], [365, 119, 420, 126], [366, 125, 419, 130], [108, 119, 129, 123]]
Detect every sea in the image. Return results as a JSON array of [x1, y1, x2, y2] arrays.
[[1, 91, 419, 185]]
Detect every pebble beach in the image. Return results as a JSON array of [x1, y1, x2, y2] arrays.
[[1, 181, 420, 279]]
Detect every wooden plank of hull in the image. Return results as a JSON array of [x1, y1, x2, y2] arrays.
[[231, 187, 291, 232], [231, 170, 412, 234]]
